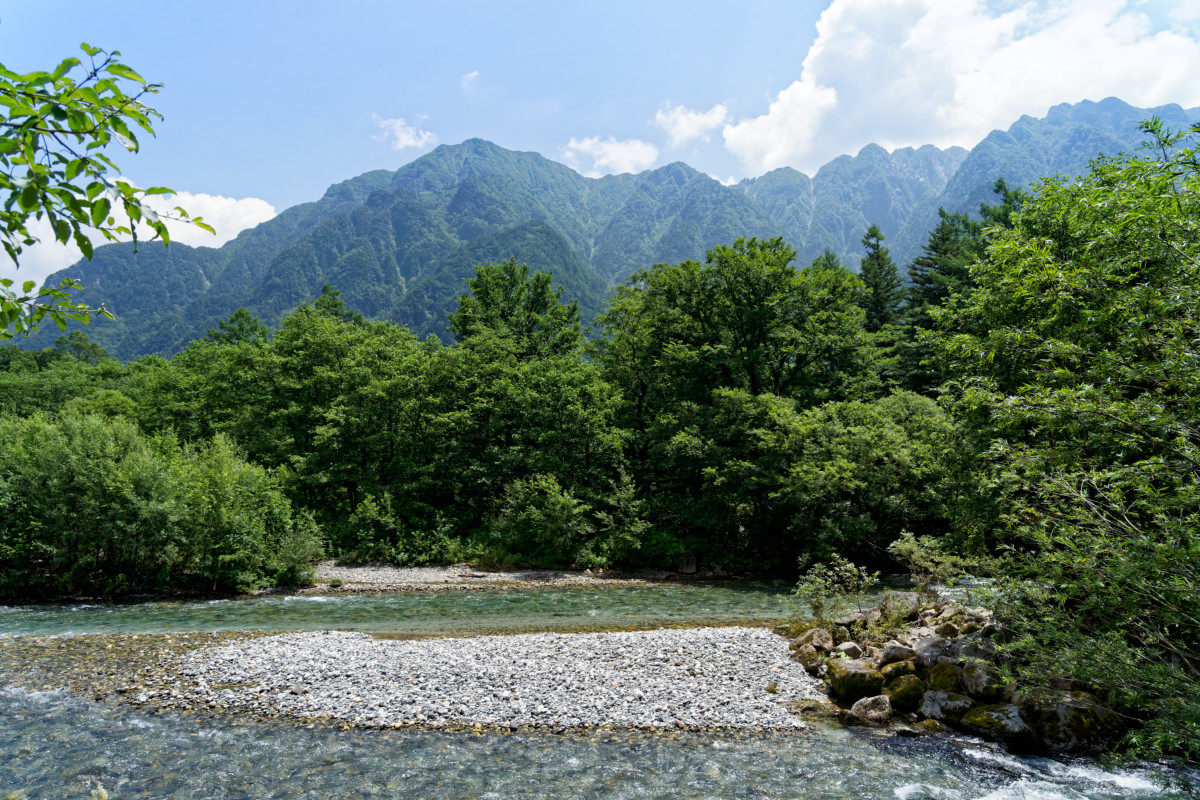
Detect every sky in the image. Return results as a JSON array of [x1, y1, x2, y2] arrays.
[[3, 0, 1199, 286]]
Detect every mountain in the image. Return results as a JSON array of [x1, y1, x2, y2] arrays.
[[29, 98, 1200, 360]]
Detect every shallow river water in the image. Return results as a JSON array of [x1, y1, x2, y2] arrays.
[[1, 583, 1193, 799]]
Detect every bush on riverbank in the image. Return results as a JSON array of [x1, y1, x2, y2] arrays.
[[0, 412, 322, 597]]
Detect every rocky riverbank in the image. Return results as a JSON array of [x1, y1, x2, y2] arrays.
[[786, 592, 1124, 755], [169, 627, 824, 732], [296, 562, 681, 594]]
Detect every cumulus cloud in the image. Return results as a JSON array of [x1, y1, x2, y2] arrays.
[[655, 103, 729, 148], [722, 0, 1200, 175], [562, 136, 659, 177], [461, 70, 480, 90], [372, 115, 438, 150], [0, 190, 277, 288]]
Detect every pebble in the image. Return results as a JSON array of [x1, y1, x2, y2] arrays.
[[175, 627, 822, 731]]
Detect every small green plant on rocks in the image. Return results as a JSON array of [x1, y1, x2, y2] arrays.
[[886, 530, 974, 596], [792, 554, 879, 629]]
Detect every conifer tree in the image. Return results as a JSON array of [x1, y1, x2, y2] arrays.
[[857, 224, 903, 333]]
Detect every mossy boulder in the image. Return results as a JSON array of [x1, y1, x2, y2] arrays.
[[927, 661, 963, 693], [881, 660, 916, 683], [796, 627, 834, 652], [884, 674, 925, 713], [880, 591, 921, 621], [961, 660, 1006, 701], [790, 643, 822, 674], [826, 658, 884, 703], [879, 642, 918, 666], [919, 690, 975, 723], [958, 704, 1040, 751], [849, 694, 892, 726], [1014, 689, 1123, 753]]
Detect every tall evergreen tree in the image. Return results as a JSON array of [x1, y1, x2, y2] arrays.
[[857, 224, 903, 333]]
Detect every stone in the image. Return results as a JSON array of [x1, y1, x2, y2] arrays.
[[878, 642, 917, 667], [926, 662, 963, 693], [834, 642, 863, 659], [952, 632, 997, 662], [913, 636, 955, 667], [934, 622, 960, 639], [883, 674, 925, 713], [880, 660, 916, 683], [835, 608, 882, 627], [961, 660, 1005, 701], [919, 690, 975, 723], [678, 553, 697, 574], [788, 696, 839, 717], [1014, 689, 1123, 753], [959, 704, 1040, 751], [833, 626, 852, 646], [796, 627, 834, 653], [825, 658, 884, 703], [790, 643, 822, 675], [849, 694, 892, 726], [879, 591, 922, 621]]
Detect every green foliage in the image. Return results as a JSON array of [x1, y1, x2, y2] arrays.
[[0, 44, 211, 337], [857, 224, 903, 333], [448, 258, 582, 359], [0, 412, 319, 596], [792, 554, 879, 628], [935, 119, 1200, 760], [886, 530, 977, 595], [207, 307, 269, 344], [343, 494, 459, 566]]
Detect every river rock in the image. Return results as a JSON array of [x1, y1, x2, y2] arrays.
[[952, 632, 997, 662], [934, 622, 960, 638], [958, 704, 1040, 751], [961, 660, 1005, 701], [790, 643, 822, 674], [1014, 689, 1123, 753], [826, 658, 884, 703], [835, 608, 882, 627], [849, 694, 892, 726], [880, 591, 922, 621], [913, 636, 954, 667], [880, 660, 916, 682], [796, 627, 834, 652], [879, 642, 917, 667], [883, 674, 924, 713], [926, 662, 963, 693], [834, 642, 863, 659], [919, 690, 974, 723]]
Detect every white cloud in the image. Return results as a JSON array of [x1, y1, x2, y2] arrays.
[[722, 0, 1200, 175], [562, 136, 660, 177], [372, 115, 438, 150], [655, 103, 729, 148], [461, 70, 480, 90], [0, 190, 277, 288]]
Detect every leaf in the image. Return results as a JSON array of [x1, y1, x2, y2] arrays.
[[90, 197, 111, 228]]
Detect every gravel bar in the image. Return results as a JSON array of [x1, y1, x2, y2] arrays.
[[177, 627, 821, 731], [304, 562, 676, 594]]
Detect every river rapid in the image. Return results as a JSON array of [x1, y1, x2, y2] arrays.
[[0, 581, 1192, 799]]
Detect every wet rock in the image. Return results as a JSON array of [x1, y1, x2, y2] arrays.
[[926, 662, 963, 693], [849, 694, 891, 726], [790, 643, 822, 675], [825, 658, 884, 703], [833, 642, 863, 659], [919, 690, 974, 723], [1014, 689, 1123, 753], [878, 642, 917, 667], [883, 674, 924, 713], [958, 704, 1040, 751], [880, 660, 916, 683]]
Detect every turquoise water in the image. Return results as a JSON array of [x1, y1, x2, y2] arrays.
[[0, 582, 794, 638], [1, 687, 1187, 800], [1, 583, 1193, 799]]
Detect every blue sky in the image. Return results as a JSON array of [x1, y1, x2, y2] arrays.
[[4, 0, 1199, 284]]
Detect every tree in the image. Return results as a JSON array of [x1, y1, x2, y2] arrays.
[[0, 44, 211, 338], [857, 224, 903, 333], [935, 120, 1200, 760], [447, 259, 581, 359], [207, 307, 269, 344]]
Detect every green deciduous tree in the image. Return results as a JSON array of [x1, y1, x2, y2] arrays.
[[935, 120, 1200, 760], [0, 44, 212, 338]]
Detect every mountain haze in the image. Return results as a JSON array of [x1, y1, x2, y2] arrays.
[[31, 98, 1200, 360]]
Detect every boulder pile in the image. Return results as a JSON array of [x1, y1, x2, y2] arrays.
[[785, 593, 1122, 755]]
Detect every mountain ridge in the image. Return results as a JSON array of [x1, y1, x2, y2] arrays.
[[30, 97, 1200, 360]]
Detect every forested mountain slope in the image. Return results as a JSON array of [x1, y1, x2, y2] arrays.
[[30, 98, 1199, 359]]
